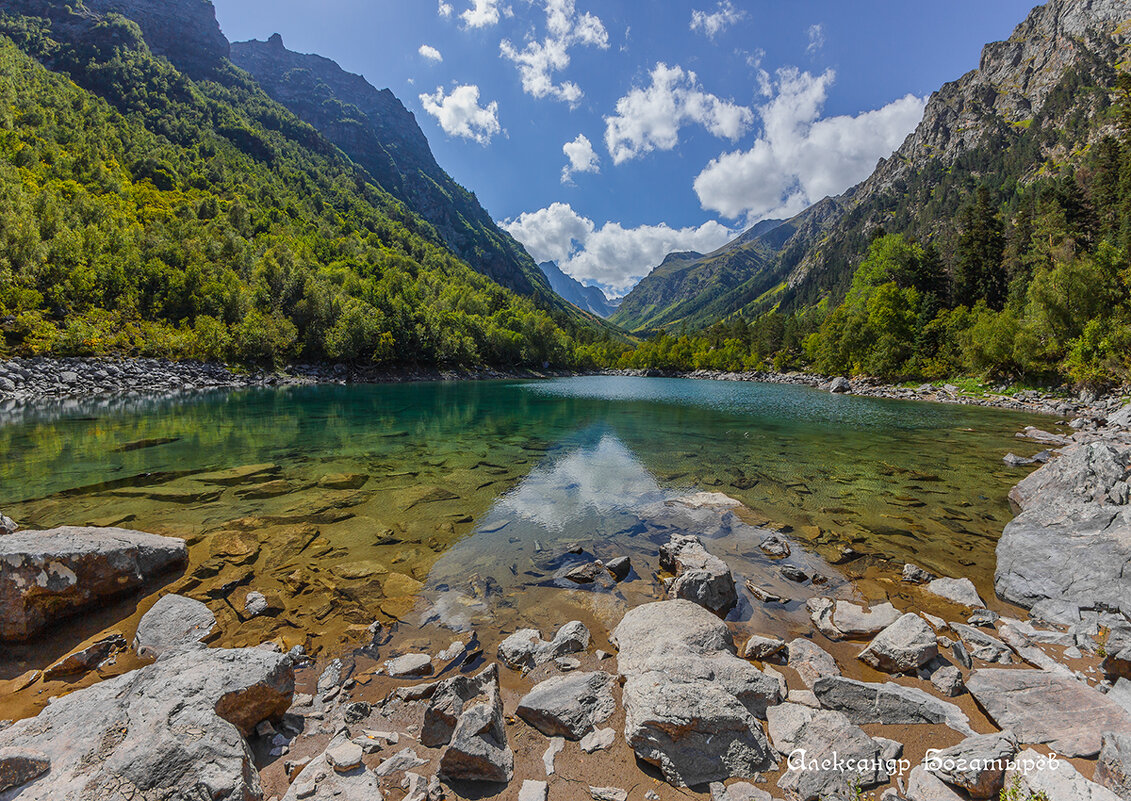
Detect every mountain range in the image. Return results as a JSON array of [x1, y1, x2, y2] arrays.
[[537, 261, 619, 318], [613, 0, 1130, 334]]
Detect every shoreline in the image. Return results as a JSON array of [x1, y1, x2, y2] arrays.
[[2, 356, 1123, 422]]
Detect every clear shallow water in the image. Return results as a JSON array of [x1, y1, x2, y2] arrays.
[[0, 377, 1051, 660]]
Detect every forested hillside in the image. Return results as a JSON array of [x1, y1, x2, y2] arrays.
[[607, 0, 1131, 389], [0, 2, 601, 367]]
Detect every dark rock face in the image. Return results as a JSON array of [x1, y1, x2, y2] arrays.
[[0, 526, 188, 640], [230, 35, 553, 300], [84, 0, 230, 77]]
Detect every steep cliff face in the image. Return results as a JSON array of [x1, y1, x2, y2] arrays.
[[83, 0, 229, 77], [230, 35, 554, 300], [537, 262, 618, 318]]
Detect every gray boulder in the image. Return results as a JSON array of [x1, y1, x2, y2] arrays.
[[950, 623, 1013, 664], [659, 534, 738, 616], [812, 676, 974, 735], [1005, 747, 1122, 801], [742, 635, 786, 661], [858, 613, 938, 673], [906, 765, 967, 801], [282, 734, 382, 801], [766, 702, 815, 754], [497, 621, 590, 670], [436, 664, 513, 783], [421, 664, 502, 748], [930, 665, 965, 697], [924, 577, 985, 609], [0, 513, 16, 536], [0, 526, 187, 640], [902, 563, 934, 584], [833, 601, 901, 638], [516, 671, 616, 739], [926, 732, 1017, 799], [787, 638, 841, 688], [966, 668, 1131, 757], [1097, 732, 1131, 798], [0, 646, 293, 800], [777, 710, 888, 801], [828, 377, 851, 393], [134, 594, 217, 658], [612, 600, 778, 787], [996, 441, 1131, 611]]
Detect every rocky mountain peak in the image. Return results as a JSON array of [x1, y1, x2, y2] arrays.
[[84, 0, 229, 77]]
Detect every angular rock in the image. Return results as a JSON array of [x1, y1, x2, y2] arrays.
[[1096, 731, 1131, 798], [385, 653, 433, 678], [777, 710, 888, 801], [580, 727, 616, 753], [282, 736, 382, 801], [0, 526, 187, 640], [134, 594, 217, 658], [833, 601, 902, 638], [806, 597, 840, 639], [0, 646, 293, 800], [925, 577, 985, 609], [902, 563, 934, 584], [812, 676, 974, 735], [374, 747, 427, 777], [590, 788, 627, 801], [436, 664, 513, 783], [926, 732, 1017, 799], [516, 671, 616, 739], [520, 779, 549, 801], [605, 556, 631, 581], [907, 765, 967, 801], [612, 600, 778, 787], [996, 441, 1131, 611], [1104, 647, 1131, 681], [326, 740, 365, 773], [828, 377, 851, 393], [951, 623, 1013, 664], [759, 533, 791, 558], [858, 613, 938, 673], [422, 664, 500, 747], [966, 668, 1131, 757], [1029, 598, 1082, 626], [787, 638, 841, 688], [44, 633, 126, 678], [497, 621, 590, 670], [1005, 747, 1122, 801], [542, 737, 564, 775], [930, 665, 965, 697], [711, 782, 772, 801], [766, 702, 815, 753], [0, 513, 16, 536], [660, 534, 738, 616], [742, 635, 786, 661]]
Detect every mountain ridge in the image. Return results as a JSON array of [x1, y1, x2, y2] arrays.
[[537, 262, 618, 318]]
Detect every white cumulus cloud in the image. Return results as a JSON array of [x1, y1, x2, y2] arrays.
[[693, 67, 925, 223], [419, 84, 503, 144], [418, 45, 443, 62], [690, 1, 746, 38], [501, 202, 735, 295], [438, 1, 453, 18], [561, 134, 600, 183], [461, 0, 502, 28], [605, 63, 753, 165], [500, 0, 608, 107]]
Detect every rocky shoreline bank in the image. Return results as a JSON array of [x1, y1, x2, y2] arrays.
[[3, 357, 1126, 424]]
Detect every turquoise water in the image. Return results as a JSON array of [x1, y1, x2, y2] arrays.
[[0, 377, 1049, 655]]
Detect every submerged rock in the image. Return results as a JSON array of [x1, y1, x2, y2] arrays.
[[44, 633, 126, 679], [0, 646, 293, 800], [659, 534, 738, 616], [0, 512, 16, 536], [832, 601, 901, 638], [134, 593, 217, 658], [966, 668, 1131, 757], [612, 600, 778, 787], [0, 526, 187, 640]]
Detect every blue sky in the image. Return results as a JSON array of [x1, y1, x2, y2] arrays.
[[213, 0, 1040, 297]]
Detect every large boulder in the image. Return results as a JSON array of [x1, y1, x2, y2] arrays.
[[659, 535, 738, 616], [925, 732, 1017, 799], [966, 668, 1131, 757], [924, 577, 985, 609], [0, 526, 187, 640], [1005, 748, 1123, 801], [612, 601, 779, 787], [0, 646, 293, 800], [497, 621, 590, 671], [1096, 732, 1131, 798], [435, 664, 513, 784], [996, 441, 1131, 611], [133, 594, 217, 658], [832, 601, 901, 638], [858, 613, 938, 673], [776, 710, 888, 801], [516, 671, 616, 739], [787, 639, 841, 688], [812, 676, 973, 735]]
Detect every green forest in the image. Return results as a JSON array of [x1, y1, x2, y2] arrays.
[[0, 9, 594, 368]]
